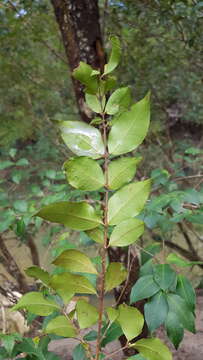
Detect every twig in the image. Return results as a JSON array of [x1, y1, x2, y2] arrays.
[[104, 344, 129, 359]]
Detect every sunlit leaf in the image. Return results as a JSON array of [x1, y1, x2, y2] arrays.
[[105, 262, 127, 292], [105, 87, 131, 115], [86, 227, 104, 244], [52, 249, 98, 274], [76, 299, 99, 329], [108, 92, 150, 156], [104, 36, 121, 75], [11, 292, 60, 316], [64, 157, 104, 191], [50, 273, 97, 296], [108, 157, 142, 190], [59, 121, 105, 159], [45, 315, 77, 338], [117, 304, 144, 341], [132, 338, 172, 360], [25, 266, 50, 286], [85, 93, 105, 113], [109, 218, 144, 246], [72, 61, 98, 94], [36, 201, 102, 231], [108, 179, 151, 225]]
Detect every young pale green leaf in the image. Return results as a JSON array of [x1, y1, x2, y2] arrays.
[[166, 252, 203, 267], [72, 62, 98, 94], [105, 87, 131, 115], [130, 275, 160, 304], [103, 36, 121, 76], [85, 93, 105, 113], [76, 299, 99, 329], [144, 291, 169, 332], [86, 227, 104, 244], [45, 315, 77, 338], [106, 307, 119, 323], [132, 338, 172, 360], [64, 157, 104, 191], [105, 262, 127, 292], [25, 266, 50, 286], [165, 311, 184, 349], [166, 293, 195, 333], [59, 121, 105, 159], [52, 249, 97, 274], [108, 92, 150, 156], [109, 218, 144, 247], [117, 304, 144, 341], [108, 179, 151, 225], [11, 292, 60, 316], [36, 201, 102, 231], [153, 264, 177, 291], [50, 273, 97, 296], [108, 157, 142, 190], [176, 275, 196, 312]]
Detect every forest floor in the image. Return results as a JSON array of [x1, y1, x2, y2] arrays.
[[49, 292, 203, 360]]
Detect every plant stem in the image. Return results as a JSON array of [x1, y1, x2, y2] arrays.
[[95, 112, 109, 360]]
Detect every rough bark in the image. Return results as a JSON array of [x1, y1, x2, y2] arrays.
[[51, 0, 105, 122]]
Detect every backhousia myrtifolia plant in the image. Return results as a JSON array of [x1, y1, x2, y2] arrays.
[[9, 38, 197, 360]]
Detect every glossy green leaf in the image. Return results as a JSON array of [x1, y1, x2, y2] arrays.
[[108, 92, 150, 155], [166, 252, 203, 267], [59, 121, 104, 159], [25, 266, 50, 286], [165, 311, 184, 349], [130, 275, 160, 304], [85, 93, 105, 113], [105, 262, 127, 292], [86, 227, 104, 244], [117, 304, 144, 341], [64, 157, 104, 191], [106, 307, 119, 323], [108, 157, 142, 190], [108, 179, 151, 225], [105, 87, 131, 115], [109, 218, 144, 247], [11, 292, 60, 316], [166, 293, 195, 333], [104, 36, 121, 75], [72, 61, 98, 94], [45, 315, 77, 338], [50, 273, 97, 296], [76, 299, 99, 329], [52, 249, 97, 274], [36, 201, 102, 231], [133, 338, 172, 360], [153, 264, 177, 291], [144, 291, 168, 332], [176, 275, 196, 312]]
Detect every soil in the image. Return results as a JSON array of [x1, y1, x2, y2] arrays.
[[48, 293, 203, 360]]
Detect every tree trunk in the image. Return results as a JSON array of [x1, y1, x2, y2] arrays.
[[51, 0, 105, 122]]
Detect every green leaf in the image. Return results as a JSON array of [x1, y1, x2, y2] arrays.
[[105, 262, 127, 292], [176, 275, 196, 312], [109, 218, 144, 247], [36, 201, 102, 231], [64, 157, 104, 191], [72, 61, 98, 94], [25, 266, 50, 286], [52, 249, 98, 274], [13, 200, 28, 212], [144, 291, 168, 332], [104, 36, 121, 75], [76, 299, 99, 329], [11, 292, 60, 316], [106, 307, 119, 323], [86, 227, 104, 244], [16, 158, 29, 166], [108, 179, 151, 225], [85, 93, 105, 113], [59, 121, 105, 159], [105, 87, 131, 115], [166, 293, 195, 333], [45, 315, 77, 338], [15, 338, 46, 360], [108, 92, 150, 156], [73, 344, 88, 360], [166, 252, 203, 267], [117, 304, 144, 341], [101, 322, 123, 347], [50, 273, 97, 296], [165, 311, 184, 349], [0, 160, 14, 170], [0, 334, 22, 357], [153, 264, 177, 291], [132, 338, 172, 360], [108, 157, 142, 190], [127, 356, 147, 360], [130, 275, 160, 304], [83, 330, 98, 341]]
